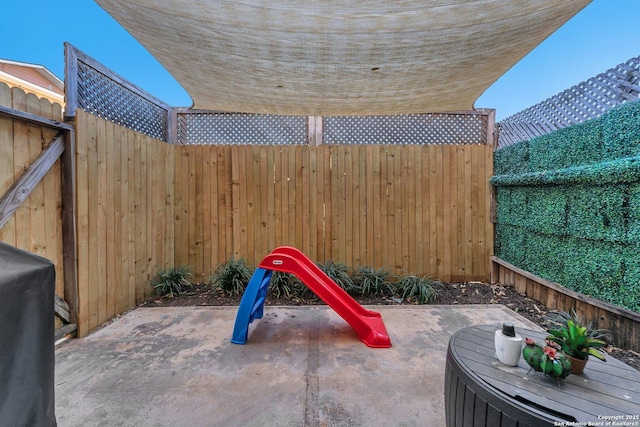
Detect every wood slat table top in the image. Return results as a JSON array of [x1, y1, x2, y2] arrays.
[[449, 324, 640, 423]]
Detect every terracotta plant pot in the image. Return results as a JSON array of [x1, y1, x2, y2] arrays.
[[568, 355, 588, 374]]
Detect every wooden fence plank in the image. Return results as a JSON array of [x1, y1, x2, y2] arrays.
[[126, 128, 136, 309], [194, 144, 205, 277], [470, 145, 481, 277], [207, 147, 218, 269], [270, 146, 278, 254], [0, 82, 11, 107], [186, 141, 197, 269], [393, 146, 403, 272], [224, 146, 234, 259], [357, 146, 367, 267], [12, 89, 30, 252], [434, 145, 444, 278], [272, 147, 282, 247], [484, 144, 494, 276], [455, 145, 466, 280], [0, 82, 15, 241], [200, 145, 212, 278], [344, 145, 354, 266], [46, 105, 64, 304], [379, 146, 390, 271], [257, 146, 268, 260], [230, 145, 241, 259], [239, 145, 249, 260], [164, 142, 175, 277], [406, 147, 415, 272], [446, 145, 458, 279], [135, 132, 147, 302], [105, 120, 116, 322], [96, 117, 108, 326], [294, 145, 304, 252], [248, 146, 262, 265], [114, 125, 126, 315], [308, 145, 318, 261], [118, 125, 130, 311], [86, 113, 100, 331], [413, 147, 423, 274], [0, 103, 14, 245], [75, 112, 89, 336]]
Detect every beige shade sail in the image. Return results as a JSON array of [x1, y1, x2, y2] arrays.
[[95, 0, 590, 116]]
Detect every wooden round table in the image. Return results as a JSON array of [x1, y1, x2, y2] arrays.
[[445, 324, 640, 426]]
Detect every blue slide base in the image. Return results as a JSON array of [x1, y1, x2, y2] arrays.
[[231, 268, 272, 344]]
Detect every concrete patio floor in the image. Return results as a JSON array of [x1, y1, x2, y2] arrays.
[[55, 305, 541, 427]]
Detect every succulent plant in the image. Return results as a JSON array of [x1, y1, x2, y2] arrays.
[[522, 337, 571, 380]]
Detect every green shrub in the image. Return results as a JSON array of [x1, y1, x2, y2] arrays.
[[317, 260, 354, 292], [268, 271, 304, 299], [152, 266, 193, 297], [351, 266, 394, 297], [209, 258, 253, 296], [394, 274, 438, 304]]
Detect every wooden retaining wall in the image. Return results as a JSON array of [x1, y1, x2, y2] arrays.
[[492, 256, 640, 352]]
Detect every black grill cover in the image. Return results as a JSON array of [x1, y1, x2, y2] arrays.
[[0, 241, 56, 427]]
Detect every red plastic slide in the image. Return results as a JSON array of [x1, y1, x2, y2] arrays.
[[259, 246, 391, 348]]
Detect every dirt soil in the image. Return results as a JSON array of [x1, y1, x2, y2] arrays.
[[142, 281, 640, 371]]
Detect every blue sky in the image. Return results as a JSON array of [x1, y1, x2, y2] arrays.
[[2, 0, 639, 120]]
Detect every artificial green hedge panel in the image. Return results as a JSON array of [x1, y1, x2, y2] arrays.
[[491, 154, 640, 187], [496, 183, 635, 244], [495, 100, 640, 175], [524, 187, 567, 235], [495, 227, 640, 312], [494, 99, 640, 313], [528, 118, 604, 172], [631, 182, 640, 243], [567, 184, 629, 244], [494, 139, 529, 175], [602, 100, 640, 159]]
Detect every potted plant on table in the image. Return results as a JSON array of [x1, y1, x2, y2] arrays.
[[544, 310, 610, 374], [522, 337, 572, 379]]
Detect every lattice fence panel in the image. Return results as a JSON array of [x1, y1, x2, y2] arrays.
[[66, 44, 171, 142], [324, 113, 488, 145], [176, 112, 307, 145], [498, 55, 640, 149]]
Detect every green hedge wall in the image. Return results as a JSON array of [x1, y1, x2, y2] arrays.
[[493, 101, 640, 313]]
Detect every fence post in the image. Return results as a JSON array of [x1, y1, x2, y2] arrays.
[[308, 116, 323, 145], [61, 128, 78, 325], [63, 43, 79, 122]]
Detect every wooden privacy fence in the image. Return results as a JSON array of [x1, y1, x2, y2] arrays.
[[173, 143, 494, 282], [0, 82, 77, 338], [74, 110, 174, 336], [74, 111, 494, 336]]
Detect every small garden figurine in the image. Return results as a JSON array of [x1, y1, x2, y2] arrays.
[[522, 337, 571, 379]]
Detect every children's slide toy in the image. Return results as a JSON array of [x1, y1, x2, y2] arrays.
[[231, 246, 391, 348]]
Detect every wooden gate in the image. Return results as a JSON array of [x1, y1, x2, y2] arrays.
[[0, 83, 77, 340]]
